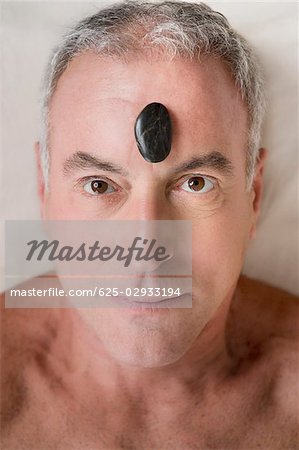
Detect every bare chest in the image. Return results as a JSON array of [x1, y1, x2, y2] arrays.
[[1, 376, 294, 450]]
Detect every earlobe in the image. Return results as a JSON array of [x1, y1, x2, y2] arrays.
[[249, 147, 268, 240], [252, 147, 268, 214]]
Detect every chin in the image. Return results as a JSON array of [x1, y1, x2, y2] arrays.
[[100, 319, 200, 368], [78, 302, 211, 368], [106, 342, 189, 368]]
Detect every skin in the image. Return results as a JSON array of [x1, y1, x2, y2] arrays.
[[1, 53, 298, 449]]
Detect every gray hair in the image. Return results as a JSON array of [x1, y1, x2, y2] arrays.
[[40, 0, 266, 190]]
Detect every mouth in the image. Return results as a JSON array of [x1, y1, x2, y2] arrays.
[[109, 293, 192, 310]]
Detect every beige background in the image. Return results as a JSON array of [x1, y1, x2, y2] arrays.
[[1, 1, 298, 294]]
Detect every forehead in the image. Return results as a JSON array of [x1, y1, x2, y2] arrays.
[[48, 52, 248, 167]]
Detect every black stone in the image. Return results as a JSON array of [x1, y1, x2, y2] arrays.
[[134, 102, 172, 163]]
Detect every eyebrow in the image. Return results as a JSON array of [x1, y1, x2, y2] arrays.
[[63, 151, 128, 176], [63, 150, 234, 178], [172, 151, 234, 176]]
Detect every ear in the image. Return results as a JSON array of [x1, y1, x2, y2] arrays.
[[34, 141, 46, 218], [249, 147, 268, 239]]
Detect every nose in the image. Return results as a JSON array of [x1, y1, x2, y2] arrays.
[[125, 196, 169, 221], [110, 183, 176, 274], [115, 183, 175, 221]]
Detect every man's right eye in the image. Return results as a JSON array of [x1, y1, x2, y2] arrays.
[[83, 179, 116, 195]]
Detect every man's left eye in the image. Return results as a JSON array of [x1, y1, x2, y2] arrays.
[[180, 176, 214, 193], [83, 179, 116, 195]]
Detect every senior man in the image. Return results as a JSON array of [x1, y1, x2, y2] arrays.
[[1, 1, 298, 449]]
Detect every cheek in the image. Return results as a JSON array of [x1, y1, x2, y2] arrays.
[[45, 166, 89, 220], [44, 188, 81, 220], [192, 198, 252, 282]]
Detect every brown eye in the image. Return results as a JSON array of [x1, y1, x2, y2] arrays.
[[83, 179, 115, 195], [188, 177, 205, 191], [91, 180, 108, 193], [181, 176, 214, 194]]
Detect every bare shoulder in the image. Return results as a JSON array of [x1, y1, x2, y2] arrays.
[[0, 290, 56, 355], [1, 274, 66, 355], [0, 291, 31, 428], [236, 276, 299, 423], [237, 275, 299, 340], [0, 288, 63, 430]]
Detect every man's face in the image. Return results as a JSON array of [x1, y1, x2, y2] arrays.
[[40, 53, 256, 367]]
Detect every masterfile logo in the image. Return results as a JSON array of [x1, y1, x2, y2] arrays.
[[5, 220, 192, 308], [26, 237, 171, 267]]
